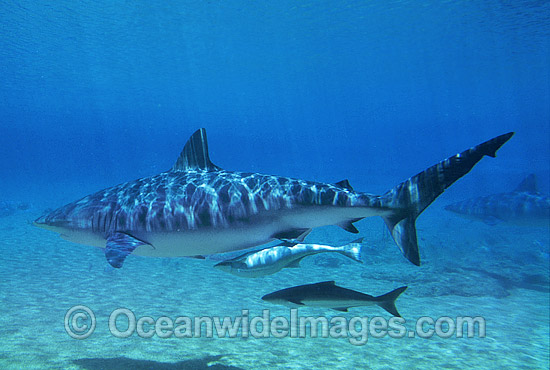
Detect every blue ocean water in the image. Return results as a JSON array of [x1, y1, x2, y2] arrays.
[[0, 1, 549, 369]]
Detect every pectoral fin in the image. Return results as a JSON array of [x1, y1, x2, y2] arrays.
[[105, 232, 151, 268], [288, 299, 305, 306]]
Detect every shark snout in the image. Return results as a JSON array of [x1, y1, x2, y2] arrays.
[[33, 215, 48, 227], [32, 212, 67, 232], [260, 294, 272, 302]]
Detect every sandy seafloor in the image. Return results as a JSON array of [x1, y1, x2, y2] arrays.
[[0, 205, 548, 370]]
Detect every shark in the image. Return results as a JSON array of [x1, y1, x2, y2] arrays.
[[0, 201, 31, 218], [34, 129, 514, 268], [261, 281, 408, 316], [444, 174, 550, 226]]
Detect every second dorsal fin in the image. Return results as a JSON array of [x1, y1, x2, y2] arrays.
[[172, 128, 221, 171], [334, 179, 354, 191]]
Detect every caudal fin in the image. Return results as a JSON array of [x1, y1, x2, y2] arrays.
[[338, 238, 364, 263], [382, 132, 514, 266], [375, 286, 408, 317]]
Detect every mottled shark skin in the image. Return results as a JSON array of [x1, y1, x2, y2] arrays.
[[34, 129, 514, 268], [445, 174, 550, 226]]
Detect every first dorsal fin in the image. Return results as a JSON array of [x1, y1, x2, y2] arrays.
[[172, 128, 221, 172], [514, 174, 538, 194], [334, 179, 354, 191]]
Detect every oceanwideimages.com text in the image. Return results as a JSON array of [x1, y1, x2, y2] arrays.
[[65, 305, 486, 345]]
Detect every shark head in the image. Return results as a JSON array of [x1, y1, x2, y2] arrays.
[[261, 290, 309, 308], [34, 212, 69, 233]]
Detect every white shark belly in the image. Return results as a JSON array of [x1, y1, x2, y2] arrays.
[[141, 228, 272, 256], [139, 206, 388, 257]]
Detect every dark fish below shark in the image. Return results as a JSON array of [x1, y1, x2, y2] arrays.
[[261, 281, 408, 317], [445, 174, 550, 226], [34, 129, 514, 268]]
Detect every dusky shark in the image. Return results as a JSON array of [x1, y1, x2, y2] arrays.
[[444, 174, 550, 226], [34, 129, 514, 268], [261, 281, 407, 316], [214, 238, 364, 278]]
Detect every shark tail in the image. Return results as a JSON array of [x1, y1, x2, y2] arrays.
[[381, 132, 514, 266], [375, 286, 408, 317], [338, 238, 364, 263]]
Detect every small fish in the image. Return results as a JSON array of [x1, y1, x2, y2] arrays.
[[214, 239, 364, 278], [262, 281, 407, 317]]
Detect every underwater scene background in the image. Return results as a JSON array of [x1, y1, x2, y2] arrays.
[[0, 1, 549, 369]]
